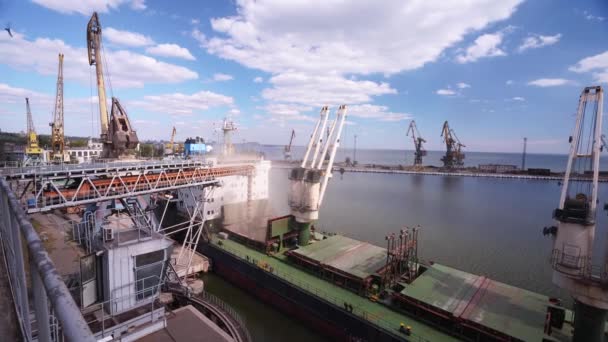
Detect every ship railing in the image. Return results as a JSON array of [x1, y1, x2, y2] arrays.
[[216, 241, 432, 342], [550, 248, 608, 285], [198, 290, 252, 341], [0, 178, 96, 342]]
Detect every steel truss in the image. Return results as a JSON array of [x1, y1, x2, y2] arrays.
[[20, 163, 253, 213]]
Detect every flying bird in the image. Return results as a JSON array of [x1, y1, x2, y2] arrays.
[[4, 23, 13, 37]]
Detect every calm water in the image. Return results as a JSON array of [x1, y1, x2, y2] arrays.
[[204, 150, 608, 341], [248, 144, 608, 172]]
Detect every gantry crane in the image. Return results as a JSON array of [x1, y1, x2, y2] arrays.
[[440, 121, 465, 168], [406, 120, 426, 166], [49, 53, 69, 163], [24, 98, 43, 165], [284, 129, 295, 160], [87, 12, 139, 159], [288, 105, 347, 245], [549, 86, 607, 342]]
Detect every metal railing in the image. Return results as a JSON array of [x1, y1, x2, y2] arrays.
[[550, 248, 608, 284], [0, 178, 95, 342], [215, 241, 431, 342]]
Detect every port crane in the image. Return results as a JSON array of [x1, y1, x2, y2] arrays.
[[406, 120, 426, 166], [24, 98, 43, 165], [49, 53, 69, 163], [284, 129, 295, 160], [87, 12, 139, 159], [549, 86, 607, 342], [165, 126, 176, 155], [440, 121, 465, 168], [288, 105, 347, 245]]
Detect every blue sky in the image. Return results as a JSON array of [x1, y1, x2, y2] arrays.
[[0, 0, 607, 153]]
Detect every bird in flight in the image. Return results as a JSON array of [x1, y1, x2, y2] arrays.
[[5, 23, 13, 37]]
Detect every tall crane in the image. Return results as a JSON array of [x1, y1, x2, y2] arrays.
[[24, 98, 43, 164], [549, 86, 607, 342], [288, 105, 347, 245], [87, 12, 139, 159], [49, 53, 69, 163], [440, 121, 465, 168], [406, 120, 426, 166], [284, 129, 295, 160]]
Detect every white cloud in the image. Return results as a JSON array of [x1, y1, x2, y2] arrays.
[[191, 19, 200, 25], [213, 73, 234, 81], [205, 1, 522, 75], [456, 82, 470, 89], [512, 96, 525, 101], [584, 11, 605, 22], [146, 44, 196, 60], [347, 104, 411, 122], [0, 31, 198, 88], [506, 80, 514, 85], [253, 77, 264, 83], [569, 50, 608, 83], [129, 90, 234, 116], [517, 33, 561, 52], [32, 0, 143, 15], [262, 73, 396, 106], [436, 89, 457, 96], [105, 27, 155, 47], [130, 0, 146, 11], [456, 32, 506, 63], [261, 103, 315, 122], [527, 78, 573, 87], [191, 29, 206, 46]]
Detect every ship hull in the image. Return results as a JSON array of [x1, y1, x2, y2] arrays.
[[200, 243, 405, 342]]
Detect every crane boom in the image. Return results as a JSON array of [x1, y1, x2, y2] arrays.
[[440, 121, 465, 168], [87, 12, 138, 158], [406, 120, 426, 166], [50, 53, 65, 161], [170, 126, 176, 151], [87, 13, 109, 138], [284, 129, 295, 160], [25, 98, 42, 156]]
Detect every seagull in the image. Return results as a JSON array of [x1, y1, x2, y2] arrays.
[[4, 24, 13, 38]]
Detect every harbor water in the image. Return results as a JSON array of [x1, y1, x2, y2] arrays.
[[205, 148, 608, 341]]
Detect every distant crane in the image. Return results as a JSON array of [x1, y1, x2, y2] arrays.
[[87, 12, 139, 159], [549, 86, 607, 342], [440, 121, 465, 168], [24, 98, 43, 165], [49, 53, 69, 163], [166, 126, 176, 155], [284, 129, 295, 160], [288, 105, 347, 245], [406, 120, 426, 166]]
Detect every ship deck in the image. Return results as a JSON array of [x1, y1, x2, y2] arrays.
[[288, 235, 387, 279], [212, 236, 459, 342], [398, 263, 572, 341]]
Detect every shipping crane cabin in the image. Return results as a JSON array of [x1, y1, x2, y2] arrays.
[[440, 121, 465, 168], [284, 129, 295, 160], [288, 105, 347, 245], [406, 120, 426, 167], [87, 12, 139, 159]]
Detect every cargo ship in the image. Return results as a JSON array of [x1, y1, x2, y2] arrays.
[[174, 104, 591, 342]]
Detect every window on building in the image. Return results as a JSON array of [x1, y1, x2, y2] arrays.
[[77, 151, 82, 157], [134, 250, 165, 300], [84, 151, 88, 156]]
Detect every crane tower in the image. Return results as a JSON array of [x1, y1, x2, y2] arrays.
[[440, 121, 465, 168], [288, 105, 347, 245], [550, 86, 607, 342], [406, 120, 426, 166], [24, 98, 43, 165], [284, 129, 295, 160], [87, 12, 139, 159], [49, 53, 69, 163]]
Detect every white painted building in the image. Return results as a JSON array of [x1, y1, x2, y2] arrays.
[[67, 138, 103, 163]]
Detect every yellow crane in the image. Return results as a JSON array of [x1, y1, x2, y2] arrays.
[[165, 126, 176, 155], [24, 97, 43, 164], [49, 53, 69, 163], [87, 12, 139, 158]]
